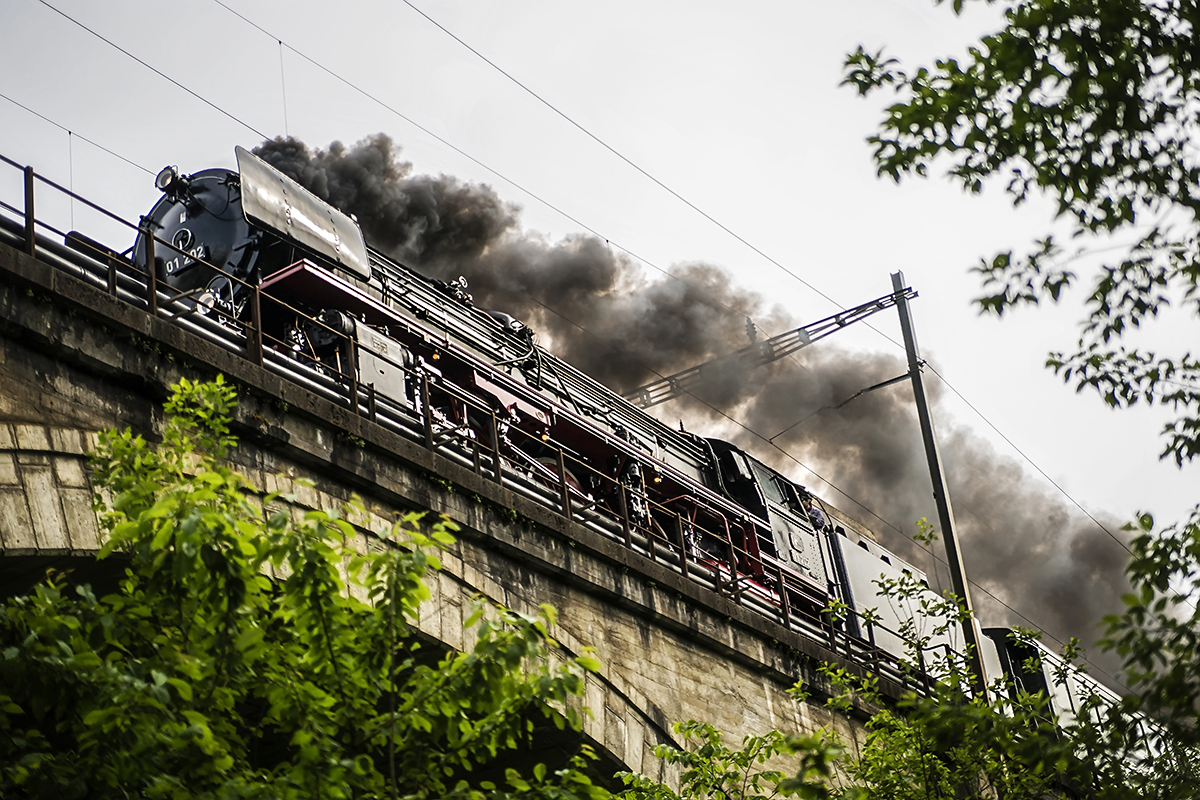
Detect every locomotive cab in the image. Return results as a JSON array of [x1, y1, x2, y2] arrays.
[[706, 440, 834, 587]]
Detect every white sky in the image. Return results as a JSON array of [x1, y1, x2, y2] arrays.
[[2, 0, 1195, 604]]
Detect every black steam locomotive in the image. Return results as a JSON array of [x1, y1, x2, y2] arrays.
[[8, 146, 957, 689], [132, 148, 954, 663]]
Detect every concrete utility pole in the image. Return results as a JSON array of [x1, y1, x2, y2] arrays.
[[890, 271, 989, 699]]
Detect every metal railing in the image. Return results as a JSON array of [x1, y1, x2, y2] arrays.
[[0, 155, 958, 696]]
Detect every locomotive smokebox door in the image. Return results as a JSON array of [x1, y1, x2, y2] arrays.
[[235, 146, 370, 281], [133, 167, 259, 304]]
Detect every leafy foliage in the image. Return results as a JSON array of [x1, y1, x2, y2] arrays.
[[0, 376, 606, 800], [834, 2, 1200, 794], [1103, 509, 1200, 750], [617, 721, 843, 800], [844, 0, 1200, 466], [621, 517, 1200, 799]]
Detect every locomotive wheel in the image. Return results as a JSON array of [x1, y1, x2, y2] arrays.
[[533, 456, 587, 496]]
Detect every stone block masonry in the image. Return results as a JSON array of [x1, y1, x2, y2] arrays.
[[0, 237, 883, 781]]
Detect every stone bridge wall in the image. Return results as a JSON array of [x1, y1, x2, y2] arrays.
[[0, 239, 885, 782]]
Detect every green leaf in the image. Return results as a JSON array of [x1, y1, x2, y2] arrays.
[[166, 678, 194, 702]]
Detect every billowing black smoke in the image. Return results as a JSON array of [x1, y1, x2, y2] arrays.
[[725, 350, 1131, 674], [254, 134, 1132, 681], [253, 135, 785, 389]]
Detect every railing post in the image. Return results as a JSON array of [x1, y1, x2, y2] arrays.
[[421, 374, 434, 450], [618, 485, 632, 548], [368, 383, 377, 422], [143, 227, 157, 316], [643, 498, 655, 561], [248, 283, 264, 367], [342, 335, 358, 416], [556, 448, 572, 521], [488, 410, 503, 484], [23, 166, 35, 257], [918, 647, 930, 695], [675, 513, 689, 579], [776, 565, 791, 629], [867, 619, 879, 673]]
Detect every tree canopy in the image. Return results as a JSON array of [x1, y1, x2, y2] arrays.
[[844, 0, 1200, 467], [0, 376, 606, 800]]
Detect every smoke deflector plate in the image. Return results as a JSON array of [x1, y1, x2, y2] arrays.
[[235, 145, 370, 281]]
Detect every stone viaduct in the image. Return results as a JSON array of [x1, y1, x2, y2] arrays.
[[0, 235, 901, 785]]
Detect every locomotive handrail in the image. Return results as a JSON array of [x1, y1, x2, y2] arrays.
[[0, 152, 962, 699], [2, 156, 152, 240]]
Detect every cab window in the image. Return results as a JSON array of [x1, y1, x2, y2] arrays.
[[749, 461, 785, 505]]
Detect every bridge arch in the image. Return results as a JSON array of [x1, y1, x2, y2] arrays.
[[0, 237, 878, 786]]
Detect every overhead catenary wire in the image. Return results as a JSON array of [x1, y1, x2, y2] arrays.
[[10, 0, 1177, 678], [0, 92, 155, 176], [924, 363, 1132, 556], [24, 3, 1173, 567], [395, 0, 845, 306], [34, 0, 268, 140], [393, 0, 913, 356], [372, 0, 1150, 568], [278, 40, 290, 138], [23, 0, 1144, 570], [266, 0, 1199, 647]]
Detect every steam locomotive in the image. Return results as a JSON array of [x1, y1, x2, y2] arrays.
[[128, 148, 957, 660], [5, 146, 974, 692]]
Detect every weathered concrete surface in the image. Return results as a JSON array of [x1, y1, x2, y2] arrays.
[[0, 239, 883, 782]]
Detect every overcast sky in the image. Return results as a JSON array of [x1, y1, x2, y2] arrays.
[[2, 0, 1195, 662]]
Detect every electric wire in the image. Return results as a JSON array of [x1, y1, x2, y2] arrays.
[[925, 362, 1132, 556], [381, 0, 1179, 580], [279, 40, 290, 138], [391, 0, 1176, 659], [67, 130, 74, 229], [377, 0, 1161, 594], [396, 0, 838, 306], [521, 291, 1133, 690], [395, 0, 910, 356], [27, 1, 1174, 573], [0, 92, 155, 175], [34, 0, 268, 140], [32, 0, 1150, 569], [21, 0, 1152, 565], [404, 0, 1185, 608], [15, 0, 1181, 685]]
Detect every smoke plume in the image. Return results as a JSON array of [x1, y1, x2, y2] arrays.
[[254, 134, 1133, 682]]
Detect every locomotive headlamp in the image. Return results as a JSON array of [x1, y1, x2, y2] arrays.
[[154, 165, 191, 199], [431, 350, 441, 361], [155, 166, 178, 192], [540, 431, 550, 441]]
